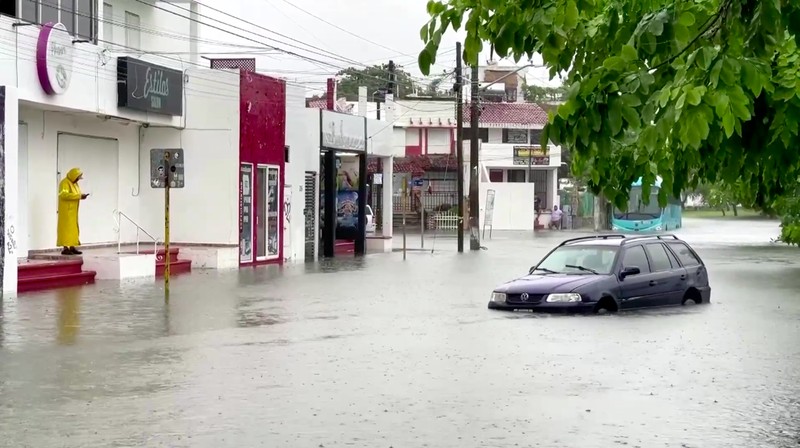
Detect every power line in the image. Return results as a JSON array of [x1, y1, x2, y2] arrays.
[[270, 0, 414, 58]]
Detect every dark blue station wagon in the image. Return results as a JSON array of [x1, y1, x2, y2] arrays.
[[488, 234, 711, 314]]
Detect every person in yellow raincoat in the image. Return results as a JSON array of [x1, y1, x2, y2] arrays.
[[57, 167, 89, 255]]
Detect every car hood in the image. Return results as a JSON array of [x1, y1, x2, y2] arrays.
[[495, 274, 609, 294]]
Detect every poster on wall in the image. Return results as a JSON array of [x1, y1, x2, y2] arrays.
[[283, 185, 292, 262], [267, 167, 280, 258], [240, 163, 253, 263]]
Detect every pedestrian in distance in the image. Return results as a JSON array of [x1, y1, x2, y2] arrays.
[[549, 205, 563, 230], [57, 167, 89, 255]]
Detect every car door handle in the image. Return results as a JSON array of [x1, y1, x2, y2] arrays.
[[649, 280, 657, 286], [680, 274, 686, 280]]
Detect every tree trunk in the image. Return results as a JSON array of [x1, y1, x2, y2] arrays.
[[732, 204, 738, 216], [721, 208, 726, 216]]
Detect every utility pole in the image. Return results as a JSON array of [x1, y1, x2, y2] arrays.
[[454, 43, 464, 253], [469, 61, 481, 250]]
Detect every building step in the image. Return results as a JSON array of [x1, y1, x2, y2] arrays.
[[18, 259, 96, 293], [334, 240, 355, 255], [124, 247, 181, 263], [156, 259, 192, 277]]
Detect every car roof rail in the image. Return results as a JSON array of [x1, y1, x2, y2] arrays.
[[622, 234, 680, 244], [558, 234, 627, 247]]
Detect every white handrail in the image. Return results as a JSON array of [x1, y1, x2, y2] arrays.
[[112, 209, 160, 255]]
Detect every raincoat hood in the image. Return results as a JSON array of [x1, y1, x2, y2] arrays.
[[66, 168, 82, 182]]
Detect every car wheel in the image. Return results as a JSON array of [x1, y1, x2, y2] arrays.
[[594, 297, 618, 314], [681, 289, 702, 306]]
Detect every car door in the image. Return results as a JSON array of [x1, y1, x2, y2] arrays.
[[667, 241, 708, 292], [617, 245, 657, 309], [643, 243, 685, 306]]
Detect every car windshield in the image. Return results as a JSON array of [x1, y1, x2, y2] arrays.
[[613, 187, 662, 220], [534, 246, 619, 274]]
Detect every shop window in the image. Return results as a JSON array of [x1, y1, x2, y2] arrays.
[[0, 1, 15, 17], [463, 128, 489, 143], [102, 2, 112, 44], [529, 129, 543, 144], [14, 0, 97, 41], [502, 128, 528, 144], [489, 169, 503, 182], [507, 170, 526, 183], [125, 11, 140, 50]]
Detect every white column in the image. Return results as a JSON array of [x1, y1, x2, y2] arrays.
[[2, 86, 19, 296], [549, 168, 558, 208], [382, 155, 393, 236], [357, 86, 367, 117], [189, 1, 200, 67]]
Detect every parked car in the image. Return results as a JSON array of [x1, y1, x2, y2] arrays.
[[488, 234, 711, 314], [365, 205, 376, 233]]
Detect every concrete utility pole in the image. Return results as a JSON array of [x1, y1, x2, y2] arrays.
[[454, 42, 464, 253], [469, 61, 481, 250]]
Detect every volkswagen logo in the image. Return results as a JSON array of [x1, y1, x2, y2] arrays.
[[520, 293, 529, 301]]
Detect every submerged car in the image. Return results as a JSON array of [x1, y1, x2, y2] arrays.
[[488, 234, 711, 314]]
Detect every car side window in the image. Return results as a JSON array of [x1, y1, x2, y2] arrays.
[[667, 242, 701, 267], [621, 245, 651, 273], [663, 244, 680, 268], [644, 243, 673, 272]]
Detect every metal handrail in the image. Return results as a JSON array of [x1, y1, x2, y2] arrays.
[[112, 209, 160, 255]]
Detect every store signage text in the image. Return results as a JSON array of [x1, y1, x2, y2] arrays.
[[36, 22, 74, 95], [117, 57, 183, 116]]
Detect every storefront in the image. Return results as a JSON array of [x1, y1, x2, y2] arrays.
[[238, 72, 286, 266], [319, 109, 368, 257]]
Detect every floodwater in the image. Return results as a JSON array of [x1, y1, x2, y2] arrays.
[[1, 218, 798, 447]]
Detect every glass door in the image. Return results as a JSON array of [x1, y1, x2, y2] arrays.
[[266, 166, 281, 260], [239, 163, 254, 263], [256, 166, 268, 260]]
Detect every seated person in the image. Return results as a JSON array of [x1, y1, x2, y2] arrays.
[[549, 205, 563, 230]]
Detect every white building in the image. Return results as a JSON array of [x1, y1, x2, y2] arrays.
[[0, 1, 240, 295]]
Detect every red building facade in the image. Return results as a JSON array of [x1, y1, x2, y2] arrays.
[[238, 72, 286, 266]]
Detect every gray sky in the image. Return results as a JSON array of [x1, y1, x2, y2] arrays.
[[197, 0, 561, 95]]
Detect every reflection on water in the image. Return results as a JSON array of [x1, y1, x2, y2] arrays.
[[0, 219, 798, 447], [56, 288, 81, 345]]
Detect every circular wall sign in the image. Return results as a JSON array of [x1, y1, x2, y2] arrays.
[[36, 22, 74, 95]]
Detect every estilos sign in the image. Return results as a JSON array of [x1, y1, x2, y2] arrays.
[[117, 57, 183, 116]]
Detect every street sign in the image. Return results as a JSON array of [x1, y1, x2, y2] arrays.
[[150, 148, 185, 188]]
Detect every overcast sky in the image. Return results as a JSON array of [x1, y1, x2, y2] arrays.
[[195, 0, 562, 95]]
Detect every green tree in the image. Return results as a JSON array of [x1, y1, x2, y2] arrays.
[[424, 72, 452, 97], [523, 83, 567, 103], [336, 64, 417, 100], [418, 0, 800, 243]]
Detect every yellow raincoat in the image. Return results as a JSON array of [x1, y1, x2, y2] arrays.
[[57, 168, 83, 247]]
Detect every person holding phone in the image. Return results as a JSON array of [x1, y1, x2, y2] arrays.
[[57, 167, 89, 255]]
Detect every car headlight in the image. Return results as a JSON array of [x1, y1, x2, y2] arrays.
[[545, 293, 582, 303], [490, 292, 507, 302]]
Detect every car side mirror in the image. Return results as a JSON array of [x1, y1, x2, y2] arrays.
[[619, 266, 641, 280], [528, 266, 536, 275]]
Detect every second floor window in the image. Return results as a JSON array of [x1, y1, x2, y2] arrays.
[[124, 11, 140, 50], [16, 0, 97, 41]]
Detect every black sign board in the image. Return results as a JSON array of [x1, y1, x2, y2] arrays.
[[117, 57, 183, 116]]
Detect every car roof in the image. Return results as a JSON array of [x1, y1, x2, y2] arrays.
[[559, 234, 687, 248]]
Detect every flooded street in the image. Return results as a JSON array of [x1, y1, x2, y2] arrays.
[[1, 218, 798, 447]]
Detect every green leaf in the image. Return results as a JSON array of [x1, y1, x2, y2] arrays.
[[564, 0, 579, 28], [741, 62, 762, 95], [621, 106, 640, 128], [621, 94, 642, 107], [722, 109, 735, 138], [678, 11, 696, 26], [676, 92, 687, 110], [686, 87, 703, 106], [648, 19, 664, 37], [608, 98, 623, 135], [603, 56, 627, 71], [419, 23, 430, 42], [673, 24, 690, 44], [418, 49, 433, 75], [621, 44, 638, 62]]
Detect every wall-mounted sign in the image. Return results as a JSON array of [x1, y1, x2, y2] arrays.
[[36, 22, 74, 95], [149, 148, 185, 188], [117, 57, 183, 116], [240, 163, 253, 263], [321, 109, 366, 152], [513, 145, 550, 166]]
